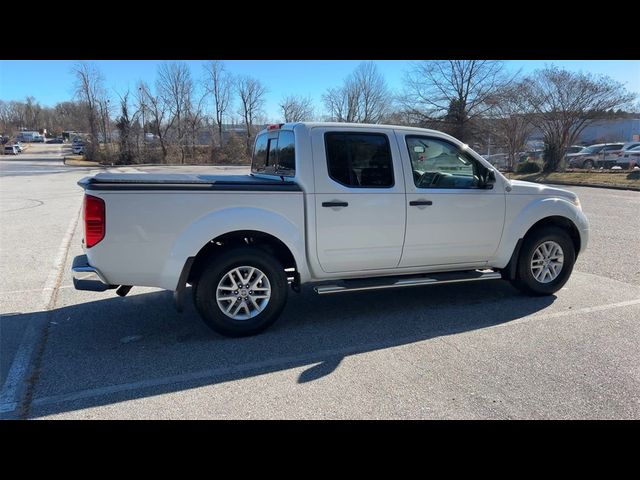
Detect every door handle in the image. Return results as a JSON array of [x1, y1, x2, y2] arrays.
[[322, 201, 349, 208], [409, 200, 433, 206]]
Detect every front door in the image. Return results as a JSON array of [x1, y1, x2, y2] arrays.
[[313, 128, 406, 273], [397, 133, 506, 268]]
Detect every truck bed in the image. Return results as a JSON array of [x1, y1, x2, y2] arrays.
[[79, 173, 301, 191]]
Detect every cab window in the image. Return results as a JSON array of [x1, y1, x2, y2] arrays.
[[325, 132, 394, 188], [406, 136, 486, 189]]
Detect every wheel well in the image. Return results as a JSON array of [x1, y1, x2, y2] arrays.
[[525, 216, 581, 255], [187, 230, 297, 285]]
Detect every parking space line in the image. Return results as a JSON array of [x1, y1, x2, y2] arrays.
[[0, 285, 74, 296], [0, 202, 82, 416], [29, 297, 640, 412]]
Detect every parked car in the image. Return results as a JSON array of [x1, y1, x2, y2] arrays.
[[31, 135, 45, 143], [47, 137, 65, 144], [13, 142, 24, 152], [564, 145, 585, 155], [619, 145, 640, 168], [522, 150, 544, 162], [4, 145, 19, 155], [566, 143, 625, 169], [73, 144, 85, 155], [71, 122, 589, 338], [482, 153, 511, 171]]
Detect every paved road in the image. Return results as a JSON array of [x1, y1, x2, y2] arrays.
[[1, 157, 639, 419], [1, 144, 70, 176]]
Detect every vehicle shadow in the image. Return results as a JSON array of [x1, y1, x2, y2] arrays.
[[18, 279, 555, 417]]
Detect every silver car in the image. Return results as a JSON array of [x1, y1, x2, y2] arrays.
[[566, 143, 624, 169], [4, 145, 19, 155], [619, 145, 640, 169]]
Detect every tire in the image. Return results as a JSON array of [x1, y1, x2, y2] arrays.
[[511, 226, 576, 296], [193, 247, 288, 337], [582, 159, 594, 169]]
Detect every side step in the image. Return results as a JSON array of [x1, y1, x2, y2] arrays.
[[314, 270, 502, 295]]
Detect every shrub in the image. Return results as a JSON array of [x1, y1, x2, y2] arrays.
[[517, 161, 541, 174]]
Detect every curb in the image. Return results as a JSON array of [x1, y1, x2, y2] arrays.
[[63, 157, 103, 168]]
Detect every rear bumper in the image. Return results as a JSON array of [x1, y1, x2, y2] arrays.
[[72, 254, 115, 292]]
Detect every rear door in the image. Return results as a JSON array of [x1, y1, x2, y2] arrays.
[[312, 128, 406, 273]]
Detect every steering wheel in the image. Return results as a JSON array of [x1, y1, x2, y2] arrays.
[[418, 172, 442, 188], [429, 172, 441, 187]]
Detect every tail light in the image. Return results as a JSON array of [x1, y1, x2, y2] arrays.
[[84, 194, 105, 248]]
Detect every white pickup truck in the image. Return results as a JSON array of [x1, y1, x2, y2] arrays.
[[72, 122, 589, 337]]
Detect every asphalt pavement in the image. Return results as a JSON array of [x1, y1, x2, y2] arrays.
[[1, 147, 639, 419]]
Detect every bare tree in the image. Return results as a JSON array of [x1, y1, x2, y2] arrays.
[[204, 60, 232, 146], [115, 91, 134, 164], [523, 66, 635, 172], [24, 96, 42, 130], [322, 62, 391, 123], [401, 60, 508, 142], [73, 62, 106, 145], [157, 62, 194, 163], [280, 95, 314, 122], [487, 82, 534, 170], [185, 89, 208, 157], [138, 81, 173, 161], [237, 75, 267, 150]]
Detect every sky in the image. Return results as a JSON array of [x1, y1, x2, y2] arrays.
[[1, 60, 638, 121]]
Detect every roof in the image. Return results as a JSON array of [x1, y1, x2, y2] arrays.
[[270, 122, 462, 144]]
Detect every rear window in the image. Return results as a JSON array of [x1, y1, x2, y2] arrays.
[[251, 131, 296, 176]]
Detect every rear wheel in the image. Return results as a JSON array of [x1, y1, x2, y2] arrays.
[[511, 227, 576, 296], [194, 247, 288, 337]]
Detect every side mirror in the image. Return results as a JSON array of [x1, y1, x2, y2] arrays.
[[484, 169, 496, 189]]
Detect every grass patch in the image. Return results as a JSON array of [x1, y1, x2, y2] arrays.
[[506, 171, 640, 190], [64, 155, 101, 167]]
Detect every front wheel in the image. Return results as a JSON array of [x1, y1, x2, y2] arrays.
[[582, 159, 594, 169], [194, 247, 288, 337], [511, 227, 576, 296]]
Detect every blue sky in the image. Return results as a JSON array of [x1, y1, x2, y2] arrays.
[[1, 60, 638, 121]]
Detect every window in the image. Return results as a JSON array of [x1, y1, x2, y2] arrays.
[[325, 132, 393, 188], [251, 131, 296, 176], [252, 134, 269, 173], [276, 131, 295, 174], [406, 136, 486, 189]]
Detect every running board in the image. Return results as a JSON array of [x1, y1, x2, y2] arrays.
[[314, 270, 502, 295]]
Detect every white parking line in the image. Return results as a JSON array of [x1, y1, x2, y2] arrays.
[[0, 202, 82, 415], [27, 297, 640, 411], [0, 285, 74, 296]]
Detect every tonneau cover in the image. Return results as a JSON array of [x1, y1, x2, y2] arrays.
[[78, 173, 301, 191]]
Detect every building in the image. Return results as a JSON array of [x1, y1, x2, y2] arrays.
[[577, 118, 640, 143], [529, 118, 640, 145]]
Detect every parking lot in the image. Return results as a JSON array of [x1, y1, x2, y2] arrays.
[[1, 144, 639, 419]]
